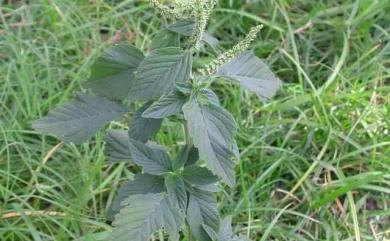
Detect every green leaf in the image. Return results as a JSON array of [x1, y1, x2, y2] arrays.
[[85, 44, 144, 100], [175, 82, 193, 95], [167, 19, 196, 36], [217, 51, 282, 100], [183, 165, 218, 186], [202, 224, 219, 241], [128, 102, 162, 142], [128, 138, 172, 175], [199, 88, 220, 105], [187, 189, 220, 241], [165, 174, 187, 210], [202, 33, 220, 51], [107, 173, 165, 220], [129, 47, 192, 101], [33, 93, 128, 143], [111, 193, 183, 241], [142, 91, 186, 119], [172, 145, 199, 170], [104, 130, 132, 163], [151, 29, 180, 50], [183, 99, 237, 187], [219, 216, 233, 241]]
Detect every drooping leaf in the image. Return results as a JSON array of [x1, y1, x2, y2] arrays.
[[187, 189, 220, 241], [172, 145, 199, 170], [183, 99, 237, 186], [85, 44, 144, 100], [217, 51, 282, 100], [128, 102, 162, 142], [128, 138, 172, 175], [129, 47, 192, 101], [104, 130, 132, 163], [167, 18, 196, 36], [107, 173, 165, 220], [142, 91, 187, 119], [151, 29, 180, 50], [219, 216, 233, 241], [33, 93, 128, 143], [183, 165, 218, 186], [165, 174, 187, 210], [111, 193, 183, 241]]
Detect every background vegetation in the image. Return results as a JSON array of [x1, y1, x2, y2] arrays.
[[1, 0, 389, 240]]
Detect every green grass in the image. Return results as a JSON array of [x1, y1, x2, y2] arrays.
[[1, 0, 390, 240]]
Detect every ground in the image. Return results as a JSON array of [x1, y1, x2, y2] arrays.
[[0, 0, 389, 240]]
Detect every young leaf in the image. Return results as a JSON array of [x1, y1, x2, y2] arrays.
[[167, 19, 219, 50], [183, 99, 237, 187], [104, 130, 132, 163], [183, 165, 218, 186], [128, 102, 162, 142], [187, 189, 220, 241], [175, 82, 193, 95], [165, 174, 187, 210], [142, 91, 187, 119], [33, 93, 128, 143], [111, 193, 183, 241], [128, 138, 172, 175], [151, 29, 180, 50], [107, 173, 165, 220], [167, 18, 196, 36], [172, 145, 199, 170], [199, 88, 220, 105], [85, 44, 144, 100], [219, 216, 233, 241], [128, 47, 192, 101], [217, 51, 282, 100]]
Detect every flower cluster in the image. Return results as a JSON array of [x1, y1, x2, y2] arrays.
[[187, 0, 217, 48], [198, 24, 263, 76]]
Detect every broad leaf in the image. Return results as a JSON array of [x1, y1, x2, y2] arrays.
[[187, 189, 220, 241], [128, 102, 162, 142], [85, 44, 144, 100], [128, 138, 172, 175], [33, 93, 128, 143], [183, 165, 218, 186], [104, 130, 132, 163], [111, 193, 183, 241], [151, 29, 180, 50], [107, 173, 165, 220], [142, 91, 186, 119], [219, 216, 233, 241], [183, 99, 237, 186], [165, 174, 187, 210], [217, 51, 282, 100], [202, 224, 219, 241], [129, 47, 192, 101]]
